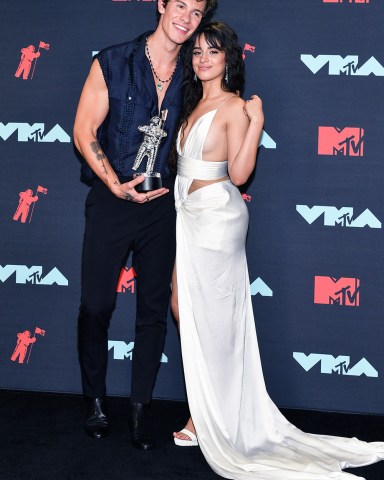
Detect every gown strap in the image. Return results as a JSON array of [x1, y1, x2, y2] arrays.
[[214, 94, 237, 112]]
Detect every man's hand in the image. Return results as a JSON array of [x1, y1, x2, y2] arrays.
[[111, 175, 169, 203]]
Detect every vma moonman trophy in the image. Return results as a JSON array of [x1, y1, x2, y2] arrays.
[[132, 109, 168, 192]]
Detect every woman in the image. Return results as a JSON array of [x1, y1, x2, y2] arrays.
[[172, 22, 383, 479]]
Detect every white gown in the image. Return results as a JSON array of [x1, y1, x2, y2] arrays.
[[174, 105, 384, 480]]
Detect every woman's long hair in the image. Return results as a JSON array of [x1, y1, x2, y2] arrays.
[[169, 22, 245, 172]]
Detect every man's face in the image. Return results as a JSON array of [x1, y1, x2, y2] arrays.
[[158, 0, 206, 45]]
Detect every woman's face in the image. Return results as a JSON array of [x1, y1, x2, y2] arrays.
[[192, 34, 226, 83]]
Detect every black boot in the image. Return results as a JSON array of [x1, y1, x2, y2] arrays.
[[128, 401, 155, 450], [84, 396, 111, 439]]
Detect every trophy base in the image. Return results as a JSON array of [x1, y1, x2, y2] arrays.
[[133, 172, 162, 193]]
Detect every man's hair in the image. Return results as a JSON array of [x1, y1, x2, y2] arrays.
[[157, 0, 218, 23]]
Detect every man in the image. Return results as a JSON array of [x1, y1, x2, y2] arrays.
[[73, 0, 217, 450]]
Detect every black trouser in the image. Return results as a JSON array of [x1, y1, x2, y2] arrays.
[[78, 178, 176, 403]]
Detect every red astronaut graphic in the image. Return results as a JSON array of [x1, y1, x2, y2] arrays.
[[242, 43, 256, 60], [11, 327, 45, 364], [15, 41, 50, 80], [241, 193, 252, 202], [13, 185, 48, 223]]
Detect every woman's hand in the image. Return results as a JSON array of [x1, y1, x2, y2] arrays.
[[227, 95, 264, 186], [244, 95, 264, 126]]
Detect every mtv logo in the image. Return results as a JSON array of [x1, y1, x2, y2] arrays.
[[0, 265, 68, 286], [259, 130, 276, 149], [293, 352, 378, 377], [116, 267, 137, 293], [0, 123, 70, 142], [301, 55, 384, 76], [296, 205, 381, 229], [108, 340, 168, 363], [108, 340, 135, 360], [250, 278, 273, 297], [318, 127, 364, 156], [323, 0, 369, 3], [314, 276, 360, 306]]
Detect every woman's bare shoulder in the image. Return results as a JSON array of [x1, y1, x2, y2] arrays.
[[222, 96, 248, 123], [226, 95, 246, 109]]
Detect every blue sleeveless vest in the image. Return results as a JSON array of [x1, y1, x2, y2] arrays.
[[83, 32, 183, 179]]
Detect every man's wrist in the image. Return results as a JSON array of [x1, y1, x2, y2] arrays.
[[105, 177, 121, 192]]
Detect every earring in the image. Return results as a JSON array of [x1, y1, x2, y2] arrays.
[[225, 64, 229, 84], [194, 73, 197, 82]]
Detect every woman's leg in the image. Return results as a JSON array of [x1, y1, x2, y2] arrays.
[[171, 265, 197, 442]]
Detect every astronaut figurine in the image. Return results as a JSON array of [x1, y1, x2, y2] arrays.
[[132, 111, 168, 192], [132, 116, 167, 174]]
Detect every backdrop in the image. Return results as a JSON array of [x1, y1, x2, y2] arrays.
[[1, 0, 383, 415]]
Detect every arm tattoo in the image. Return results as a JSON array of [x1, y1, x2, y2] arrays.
[[90, 141, 108, 175]]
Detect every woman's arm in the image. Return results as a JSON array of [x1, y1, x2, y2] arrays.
[[226, 95, 264, 186]]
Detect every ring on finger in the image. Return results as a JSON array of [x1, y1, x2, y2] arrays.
[[145, 194, 150, 202]]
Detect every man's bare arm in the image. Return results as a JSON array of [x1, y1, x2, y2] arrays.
[[73, 60, 168, 202]]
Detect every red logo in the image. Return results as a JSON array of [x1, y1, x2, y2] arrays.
[[314, 276, 360, 307], [318, 127, 364, 156], [323, 0, 369, 3], [116, 267, 137, 293], [13, 185, 48, 224], [15, 41, 50, 80], [242, 43, 256, 61], [241, 193, 252, 202], [11, 327, 45, 364]]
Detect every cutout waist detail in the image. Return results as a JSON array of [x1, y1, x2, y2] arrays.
[[177, 154, 228, 180]]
